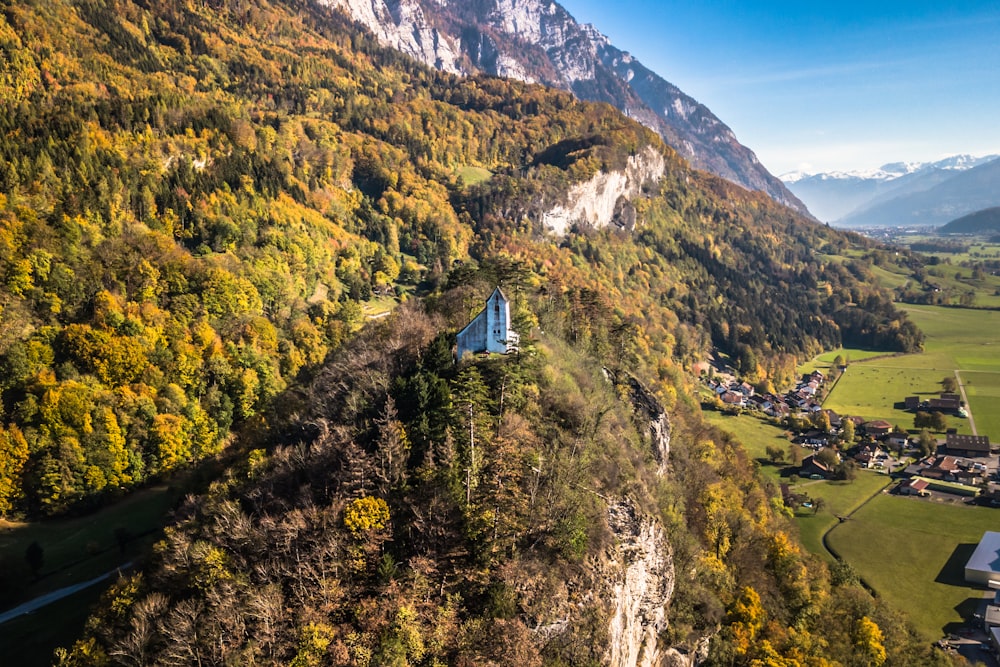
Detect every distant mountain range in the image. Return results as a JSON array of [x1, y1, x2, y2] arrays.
[[320, 0, 810, 214], [782, 155, 1000, 227]]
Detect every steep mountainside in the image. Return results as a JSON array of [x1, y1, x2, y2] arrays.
[[783, 155, 999, 224], [320, 0, 810, 214]]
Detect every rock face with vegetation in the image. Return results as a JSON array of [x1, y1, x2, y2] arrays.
[[0, 0, 953, 664], [319, 0, 810, 214], [604, 499, 673, 667], [543, 145, 665, 234]]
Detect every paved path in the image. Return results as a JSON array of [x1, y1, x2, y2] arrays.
[[0, 563, 131, 626], [954, 370, 978, 436]]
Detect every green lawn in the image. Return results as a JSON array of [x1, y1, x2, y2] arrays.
[[455, 165, 492, 187], [827, 495, 1000, 641]]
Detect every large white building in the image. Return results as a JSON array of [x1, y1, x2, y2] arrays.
[[455, 287, 519, 361], [965, 531, 1000, 586]]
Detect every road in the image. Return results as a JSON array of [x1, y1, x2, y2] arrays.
[[0, 563, 131, 626], [955, 370, 978, 436]]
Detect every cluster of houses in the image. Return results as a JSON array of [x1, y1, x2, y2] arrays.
[[896, 433, 996, 499], [707, 369, 828, 417]]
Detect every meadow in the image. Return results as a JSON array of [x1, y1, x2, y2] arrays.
[[822, 365, 972, 433], [826, 494, 1000, 641], [819, 305, 1000, 440]]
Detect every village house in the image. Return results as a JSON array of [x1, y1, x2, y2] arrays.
[[886, 432, 909, 449], [455, 287, 520, 361], [864, 420, 893, 438], [929, 396, 961, 412], [853, 444, 885, 469], [720, 391, 745, 407], [897, 478, 930, 497], [800, 454, 834, 479]]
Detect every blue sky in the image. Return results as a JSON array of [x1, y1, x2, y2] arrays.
[[559, 1, 1000, 175]]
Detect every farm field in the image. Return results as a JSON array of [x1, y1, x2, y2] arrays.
[[797, 347, 887, 375], [826, 494, 1000, 641], [792, 472, 892, 560], [962, 371, 1000, 444], [822, 365, 972, 433], [820, 305, 1000, 439]]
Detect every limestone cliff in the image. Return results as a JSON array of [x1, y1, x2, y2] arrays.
[[603, 367, 671, 476], [542, 146, 665, 235], [604, 499, 674, 667], [317, 0, 810, 215]]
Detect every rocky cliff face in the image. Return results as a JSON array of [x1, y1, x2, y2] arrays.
[[604, 499, 674, 667], [604, 367, 671, 476], [318, 0, 810, 215], [543, 146, 665, 235]]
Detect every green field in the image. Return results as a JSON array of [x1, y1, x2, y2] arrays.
[[962, 371, 1000, 443], [702, 411, 790, 484], [455, 165, 492, 187], [827, 494, 1000, 641], [792, 473, 892, 559], [818, 306, 1000, 440], [797, 347, 888, 375], [822, 365, 971, 433]]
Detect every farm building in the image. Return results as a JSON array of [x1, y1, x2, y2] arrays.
[[965, 531, 1000, 586], [942, 433, 992, 458]]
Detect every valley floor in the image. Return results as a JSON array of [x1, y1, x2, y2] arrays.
[[707, 304, 1000, 643]]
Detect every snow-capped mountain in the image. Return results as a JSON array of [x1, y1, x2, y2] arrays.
[[782, 155, 1000, 224], [319, 0, 810, 215]]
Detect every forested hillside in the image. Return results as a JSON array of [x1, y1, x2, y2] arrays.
[[0, 0, 921, 521], [57, 286, 947, 666]]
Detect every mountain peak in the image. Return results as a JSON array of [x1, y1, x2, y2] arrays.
[[320, 0, 809, 214]]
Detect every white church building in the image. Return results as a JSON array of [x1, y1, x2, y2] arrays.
[[456, 287, 519, 360]]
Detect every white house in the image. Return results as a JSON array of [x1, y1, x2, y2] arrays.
[[456, 287, 520, 361]]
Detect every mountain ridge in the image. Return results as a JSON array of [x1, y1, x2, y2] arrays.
[[319, 0, 810, 215], [782, 154, 1000, 224]]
